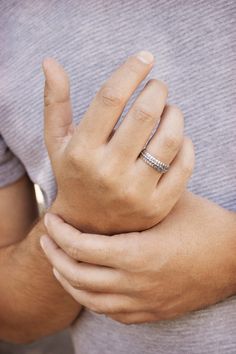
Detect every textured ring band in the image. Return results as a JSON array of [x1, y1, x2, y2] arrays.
[[139, 149, 169, 174]]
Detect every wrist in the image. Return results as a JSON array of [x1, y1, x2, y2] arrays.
[[50, 195, 96, 232]]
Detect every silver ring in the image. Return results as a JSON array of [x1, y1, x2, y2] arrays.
[[139, 149, 169, 174]]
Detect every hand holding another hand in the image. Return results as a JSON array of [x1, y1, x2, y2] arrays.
[[41, 192, 236, 325]]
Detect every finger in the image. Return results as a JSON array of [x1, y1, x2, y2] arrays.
[[108, 79, 168, 164], [40, 237, 132, 293], [42, 58, 73, 156], [71, 51, 154, 147], [50, 275, 141, 314], [109, 311, 157, 325], [40, 233, 74, 269], [135, 105, 184, 185], [153, 137, 195, 217], [44, 213, 138, 269]]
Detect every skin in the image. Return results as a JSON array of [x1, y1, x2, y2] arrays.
[[41, 51, 236, 325], [45, 52, 194, 234], [0, 51, 193, 342], [0, 176, 80, 343], [42, 192, 236, 325], [0, 175, 38, 248]]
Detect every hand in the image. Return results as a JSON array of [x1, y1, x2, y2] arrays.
[[43, 51, 194, 234], [41, 192, 236, 325]]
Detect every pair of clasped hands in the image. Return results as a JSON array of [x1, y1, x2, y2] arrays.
[[40, 51, 236, 325]]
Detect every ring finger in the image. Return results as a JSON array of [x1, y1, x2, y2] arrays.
[[107, 79, 168, 164], [134, 105, 184, 185]]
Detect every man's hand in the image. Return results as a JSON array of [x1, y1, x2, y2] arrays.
[[43, 51, 194, 234], [41, 192, 236, 325]]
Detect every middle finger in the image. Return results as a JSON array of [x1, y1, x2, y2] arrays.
[[72, 51, 154, 147], [108, 79, 168, 163]]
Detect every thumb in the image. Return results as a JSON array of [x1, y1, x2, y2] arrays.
[[42, 58, 73, 157]]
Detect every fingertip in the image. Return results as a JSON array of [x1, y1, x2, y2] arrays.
[[42, 58, 53, 80], [40, 234, 52, 252], [42, 57, 69, 87], [136, 50, 155, 65], [44, 212, 63, 229], [42, 57, 58, 72], [40, 234, 59, 253]]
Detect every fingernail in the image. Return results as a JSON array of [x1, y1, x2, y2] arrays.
[[40, 235, 50, 252], [44, 213, 55, 229], [136, 50, 154, 64], [44, 213, 49, 228], [53, 268, 60, 280]]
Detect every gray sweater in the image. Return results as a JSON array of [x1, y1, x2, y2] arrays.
[[0, 0, 235, 353]]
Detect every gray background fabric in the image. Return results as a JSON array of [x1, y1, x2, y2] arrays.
[[0, 0, 236, 353]]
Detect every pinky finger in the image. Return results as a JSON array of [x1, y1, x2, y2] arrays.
[[153, 137, 195, 217]]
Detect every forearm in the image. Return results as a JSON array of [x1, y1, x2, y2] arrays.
[[0, 215, 80, 344], [173, 191, 236, 291]]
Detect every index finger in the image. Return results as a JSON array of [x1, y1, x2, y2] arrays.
[[71, 51, 154, 148], [44, 213, 137, 269]]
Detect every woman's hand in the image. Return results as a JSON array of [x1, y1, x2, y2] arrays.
[[43, 51, 194, 234], [41, 192, 236, 324]]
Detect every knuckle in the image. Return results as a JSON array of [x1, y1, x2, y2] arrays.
[[44, 95, 69, 107], [67, 245, 81, 260], [69, 272, 82, 289], [44, 86, 70, 108], [66, 146, 88, 167], [97, 165, 116, 189], [119, 188, 141, 207], [99, 163, 114, 178], [164, 132, 181, 151], [154, 205, 167, 223], [147, 198, 166, 224], [44, 84, 53, 107], [143, 202, 160, 219], [99, 85, 125, 107], [168, 104, 183, 121], [133, 105, 156, 123], [66, 147, 81, 164], [44, 93, 52, 108], [125, 189, 138, 204]]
